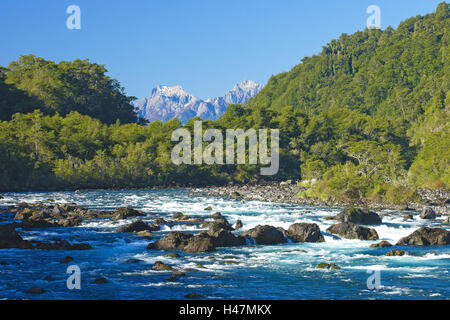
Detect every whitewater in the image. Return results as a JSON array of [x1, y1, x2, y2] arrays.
[[0, 189, 448, 299]]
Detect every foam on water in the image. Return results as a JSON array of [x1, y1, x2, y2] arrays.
[[0, 189, 449, 300]]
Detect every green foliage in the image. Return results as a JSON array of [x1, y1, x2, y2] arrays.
[[0, 3, 447, 205], [2, 55, 137, 124], [248, 3, 449, 127]]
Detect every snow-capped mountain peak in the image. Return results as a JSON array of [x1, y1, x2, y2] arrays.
[[134, 80, 264, 124]]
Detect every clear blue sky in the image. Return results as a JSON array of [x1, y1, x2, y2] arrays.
[[0, 0, 444, 100]]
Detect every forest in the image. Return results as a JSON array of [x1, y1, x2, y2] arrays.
[[0, 2, 448, 205]]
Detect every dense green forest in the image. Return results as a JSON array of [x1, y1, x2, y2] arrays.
[[0, 55, 138, 124], [0, 3, 448, 205]]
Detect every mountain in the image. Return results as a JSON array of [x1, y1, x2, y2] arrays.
[[134, 80, 264, 124]]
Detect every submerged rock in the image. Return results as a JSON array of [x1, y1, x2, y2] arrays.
[[92, 277, 108, 284], [125, 258, 142, 263], [386, 249, 405, 256], [316, 263, 340, 270], [43, 275, 55, 281], [26, 286, 46, 294], [370, 240, 393, 248], [396, 227, 450, 246], [403, 214, 414, 221], [334, 207, 382, 225], [152, 261, 175, 271], [287, 223, 325, 242], [241, 225, 287, 245], [327, 222, 379, 240], [59, 256, 74, 264], [35, 240, 92, 250], [136, 231, 153, 238], [185, 293, 205, 299]]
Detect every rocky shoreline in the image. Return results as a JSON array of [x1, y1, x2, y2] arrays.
[[190, 181, 450, 214]]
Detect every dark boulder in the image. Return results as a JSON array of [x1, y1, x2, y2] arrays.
[[206, 218, 234, 232], [147, 231, 193, 251], [21, 219, 57, 228], [184, 234, 216, 253], [234, 219, 243, 229], [327, 222, 379, 240], [206, 229, 246, 247], [211, 212, 223, 220], [419, 207, 436, 220], [0, 224, 33, 249], [241, 225, 287, 245], [112, 207, 145, 220], [116, 220, 160, 233], [396, 227, 450, 246], [287, 223, 325, 242], [35, 239, 92, 250], [334, 207, 382, 225], [57, 217, 82, 227]]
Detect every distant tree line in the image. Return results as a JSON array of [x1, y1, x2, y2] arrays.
[[0, 3, 448, 205]]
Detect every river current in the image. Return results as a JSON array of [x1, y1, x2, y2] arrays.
[[0, 189, 449, 299]]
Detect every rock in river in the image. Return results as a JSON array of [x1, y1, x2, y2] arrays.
[[419, 207, 436, 220], [287, 223, 325, 243], [334, 207, 382, 225], [370, 240, 392, 248], [386, 249, 405, 256], [147, 231, 193, 251], [396, 227, 450, 246], [0, 224, 33, 249], [116, 220, 160, 233], [112, 207, 145, 220], [26, 287, 46, 294], [241, 225, 287, 245], [327, 222, 379, 240], [152, 261, 175, 271], [183, 234, 216, 253]]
